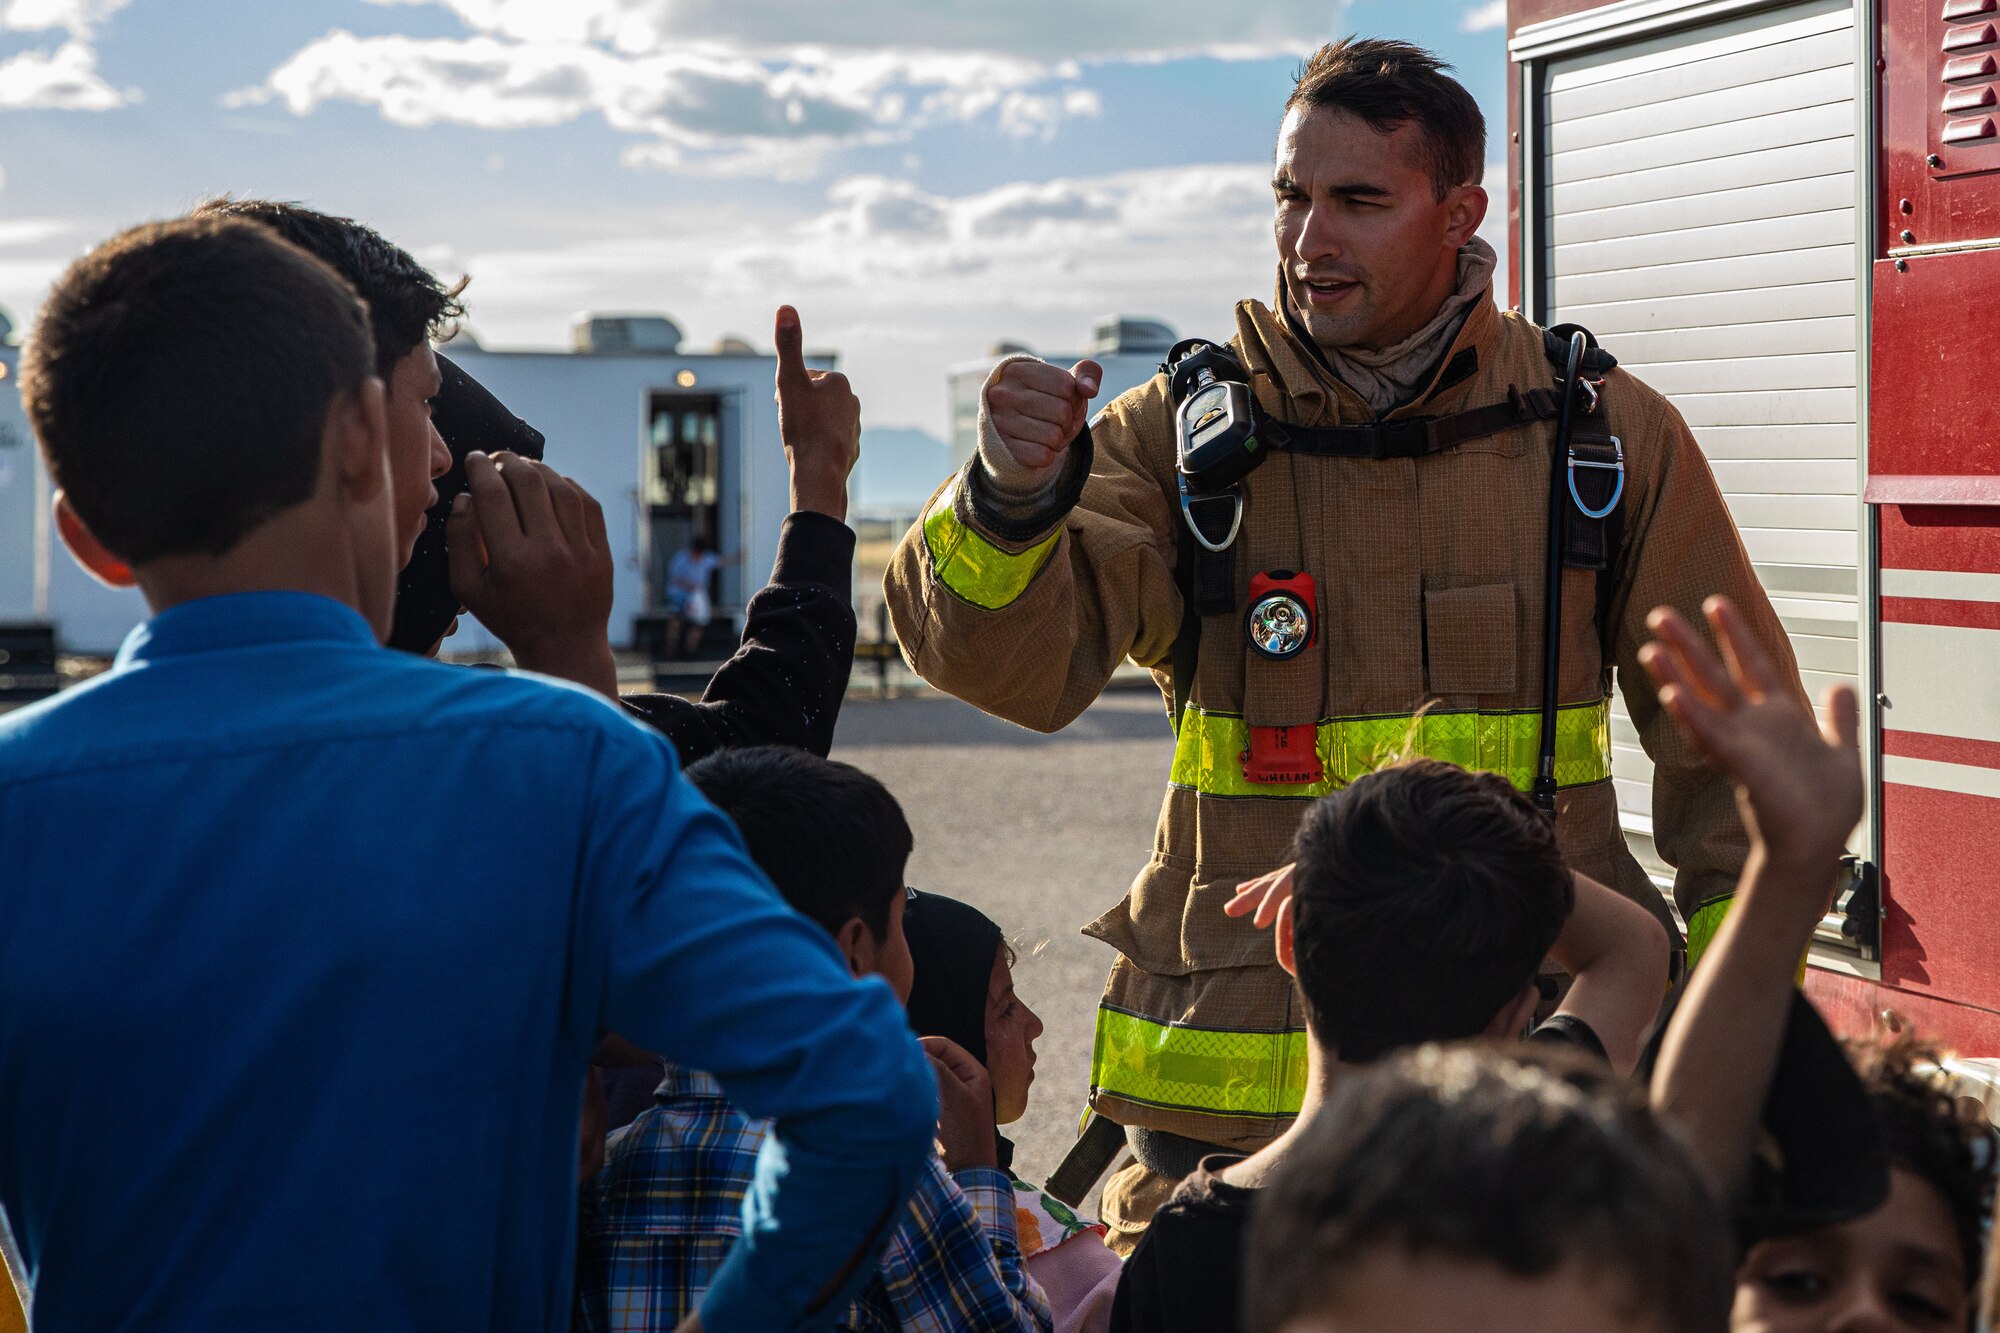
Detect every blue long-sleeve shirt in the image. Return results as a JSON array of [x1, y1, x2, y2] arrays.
[[0, 591, 936, 1332]]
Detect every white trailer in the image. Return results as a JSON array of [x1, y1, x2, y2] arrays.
[[0, 327, 46, 629], [8, 314, 818, 657], [946, 317, 1183, 472], [444, 320, 826, 656]]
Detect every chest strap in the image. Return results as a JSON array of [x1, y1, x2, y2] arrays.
[[1259, 386, 1567, 461], [1168, 348, 1625, 739]]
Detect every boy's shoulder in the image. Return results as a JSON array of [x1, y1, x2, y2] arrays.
[[395, 655, 635, 733], [0, 646, 665, 787], [595, 1070, 767, 1226], [1158, 1155, 1257, 1223]]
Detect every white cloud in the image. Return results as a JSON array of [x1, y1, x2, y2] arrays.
[[1460, 1, 1507, 33], [229, 29, 1099, 170], [0, 0, 127, 37], [450, 163, 1278, 429], [0, 39, 130, 109], [364, 0, 1341, 63], [0, 0, 133, 110], [246, 0, 1343, 173], [0, 217, 69, 247]]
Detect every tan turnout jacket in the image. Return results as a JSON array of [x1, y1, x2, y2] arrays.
[[885, 289, 1800, 1149]]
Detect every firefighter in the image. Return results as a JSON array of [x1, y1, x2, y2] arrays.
[[884, 37, 1804, 1247]]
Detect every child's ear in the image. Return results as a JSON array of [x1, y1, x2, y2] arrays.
[[1275, 898, 1299, 978], [1485, 984, 1540, 1039], [833, 917, 873, 980], [53, 491, 135, 588], [329, 377, 390, 501]]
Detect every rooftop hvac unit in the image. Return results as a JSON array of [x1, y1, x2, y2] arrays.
[[573, 314, 684, 355]]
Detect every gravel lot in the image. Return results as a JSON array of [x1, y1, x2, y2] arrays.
[[830, 689, 1176, 1194]]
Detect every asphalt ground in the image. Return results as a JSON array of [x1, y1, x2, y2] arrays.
[[830, 688, 1179, 1198]]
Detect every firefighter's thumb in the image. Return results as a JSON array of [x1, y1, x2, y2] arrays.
[[1069, 359, 1103, 403]]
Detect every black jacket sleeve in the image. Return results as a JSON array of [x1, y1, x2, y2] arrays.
[[1107, 1229, 1154, 1333], [618, 512, 857, 766]]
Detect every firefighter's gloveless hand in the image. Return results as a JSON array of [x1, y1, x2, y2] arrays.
[[774, 304, 860, 523], [448, 450, 619, 697], [1640, 596, 1861, 881], [983, 356, 1104, 481]]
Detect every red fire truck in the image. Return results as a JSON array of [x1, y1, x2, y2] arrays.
[[1505, 0, 2000, 1050]]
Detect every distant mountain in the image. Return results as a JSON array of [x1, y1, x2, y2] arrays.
[[854, 426, 951, 514]]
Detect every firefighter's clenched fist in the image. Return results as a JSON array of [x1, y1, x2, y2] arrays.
[[983, 356, 1104, 477]]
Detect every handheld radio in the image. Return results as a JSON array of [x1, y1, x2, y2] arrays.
[[1164, 338, 1265, 552]]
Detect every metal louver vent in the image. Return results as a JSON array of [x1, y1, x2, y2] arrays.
[[1936, 0, 2000, 173]]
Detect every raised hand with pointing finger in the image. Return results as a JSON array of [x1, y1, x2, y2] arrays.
[[977, 355, 1103, 502], [773, 305, 860, 523]]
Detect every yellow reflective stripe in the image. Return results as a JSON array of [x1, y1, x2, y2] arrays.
[[1168, 699, 1613, 799], [1684, 897, 1731, 970], [1685, 895, 1806, 981], [1091, 1005, 1309, 1119], [921, 479, 1062, 611]]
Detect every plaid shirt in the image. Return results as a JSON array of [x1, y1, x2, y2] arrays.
[[578, 1064, 1052, 1333]]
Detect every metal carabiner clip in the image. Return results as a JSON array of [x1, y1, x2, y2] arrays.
[[1555, 374, 1601, 418], [1566, 435, 1625, 520], [1178, 475, 1244, 553]]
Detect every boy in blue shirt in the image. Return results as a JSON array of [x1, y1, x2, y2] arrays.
[[0, 215, 935, 1332]]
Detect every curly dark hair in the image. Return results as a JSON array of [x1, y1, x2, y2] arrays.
[[193, 197, 466, 384], [1851, 1029, 1995, 1291]]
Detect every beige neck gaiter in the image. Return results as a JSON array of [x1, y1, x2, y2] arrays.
[[1306, 237, 1498, 416]]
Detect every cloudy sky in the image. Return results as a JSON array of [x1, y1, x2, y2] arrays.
[[0, 0, 1509, 436]]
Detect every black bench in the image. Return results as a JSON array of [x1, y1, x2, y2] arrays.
[[0, 622, 60, 705]]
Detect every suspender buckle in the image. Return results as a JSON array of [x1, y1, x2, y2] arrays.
[[1567, 435, 1624, 520], [1574, 376, 1602, 416], [1179, 476, 1244, 554]]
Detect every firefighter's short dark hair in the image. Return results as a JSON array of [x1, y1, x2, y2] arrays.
[[1243, 1043, 1733, 1333], [1287, 37, 1486, 200], [194, 197, 465, 386], [684, 746, 910, 942], [1289, 758, 1572, 1063], [22, 214, 375, 564]]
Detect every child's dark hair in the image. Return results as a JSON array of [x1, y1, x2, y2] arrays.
[[22, 215, 374, 563], [195, 197, 465, 384], [1852, 1030, 1994, 1291], [1290, 759, 1573, 1062], [684, 746, 910, 941], [1244, 1042, 1733, 1333]]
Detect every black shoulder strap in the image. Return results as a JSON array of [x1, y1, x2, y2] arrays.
[[1545, 322, 1625, 669], [1545, 323, 1618, 377], [1170, 509, 1236, 732], [1171, 522, 1200, 732]]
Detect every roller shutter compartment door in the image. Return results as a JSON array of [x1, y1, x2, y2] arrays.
[[1540, 0, 1860, 883]]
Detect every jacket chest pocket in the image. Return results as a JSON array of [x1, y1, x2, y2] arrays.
[[1423, 582, 1517, 698]]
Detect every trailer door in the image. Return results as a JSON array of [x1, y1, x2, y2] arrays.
[[1533, 0, 1864, 911]]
